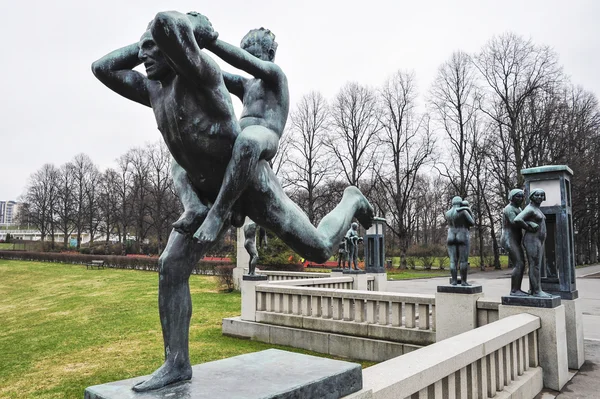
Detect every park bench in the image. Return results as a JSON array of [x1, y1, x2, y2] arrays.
[[86, 260, 105, 270]]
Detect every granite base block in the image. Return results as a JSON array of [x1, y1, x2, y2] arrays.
[[243, 274, 268, 281], [437, 284, 482, 294], [84, 349, 362, 399], [501, 295, 561, 308]]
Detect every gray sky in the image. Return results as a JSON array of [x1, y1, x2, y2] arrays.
[[1, 0, 599, 201]]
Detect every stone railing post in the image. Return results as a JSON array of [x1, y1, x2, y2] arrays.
[[241, 275, 268, 322], [435, 285, 483, 341], [499, 296, 568, 391], [343, 269, 367, 290]]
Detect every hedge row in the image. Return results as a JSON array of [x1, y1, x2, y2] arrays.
[[0, 251, 231, 275]]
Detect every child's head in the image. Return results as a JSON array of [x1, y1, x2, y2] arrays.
[[241, 28, 278, 61]]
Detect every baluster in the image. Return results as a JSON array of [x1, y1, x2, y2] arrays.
[[478, 358, 488, 399], [391, 301, 402, 326], [447, 373, 457, 399], [366, 300, 376, 323], [332, 297, 343, 320], [529, 331, 539, 368], [524, 334, 530, 371], [518, 337, 525, 375], [256, 291, 264, 311], [418, 304, 430, 330], [510, 341, 518, 381], [322, 296, 332, 318], [504, 345, 511, 385], [311, 296, 322, 317], [378, 301, 390, 325], [487, 351, 497, 397], [431, 304, 436, 330], [458, 367, 467, 398], [301, 295, 310, 316], [266, 292, 273, 312], [343, 297, 352, 321], [291, 294, 300, 315], [496, 348, 505, 390], [405, 303, 416, 328], [282, 294, 291, 314], [354, 299, 365, 322]]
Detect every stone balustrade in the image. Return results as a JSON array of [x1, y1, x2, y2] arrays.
[[267, 276, 355, 289], [477, 298, 501, 327], [254, 284, 436, 345], [352, 313, 542, 399], [260, 270, 332, 281]]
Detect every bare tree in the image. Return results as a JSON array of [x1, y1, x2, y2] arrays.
[[71, 154, 99, 248], [54, 162, 76, 248], [146, 141, 180, 254], [328, 82, 381, 193], [430, 51, 480, 198], [474, 32, 562, 188], [376, 71, 435, 268], [22, 164, 59, 245], [286, 91, 335, 223]]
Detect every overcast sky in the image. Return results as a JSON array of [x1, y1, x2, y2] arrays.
[[1, 0, 598, 201]]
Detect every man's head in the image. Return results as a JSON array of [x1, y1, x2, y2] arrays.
[[240, 28, 278, 61], [138, 30, 173, 80]]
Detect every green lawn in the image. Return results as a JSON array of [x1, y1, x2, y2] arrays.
[[0, 260, 371, 398], [386, 269, 450, 280]]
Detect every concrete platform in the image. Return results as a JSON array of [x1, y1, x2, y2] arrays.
[[84, 349, 362, 399]]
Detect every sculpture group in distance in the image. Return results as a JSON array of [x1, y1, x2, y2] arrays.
[[91, 10, 374, 392], [502, 188, 552, 297], [445, 196, 475, 286]]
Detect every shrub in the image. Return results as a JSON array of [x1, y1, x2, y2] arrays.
[[437, 256, 448, 270], [215, 265, 235, 292]]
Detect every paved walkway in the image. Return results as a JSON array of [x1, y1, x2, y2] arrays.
[[386, 264, 600, 398]]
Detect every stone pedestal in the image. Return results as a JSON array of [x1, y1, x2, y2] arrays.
[[498, 303, 568, 391], [234, 222, 251, 290], [343, 269, 367, 290], [241, 274, 268, 322], [367, 272, 387, 292], [563, 298, 585, 369], [331, 267, 344, 275], [435, 285, 483, 341], [84, 349, 362, 399]]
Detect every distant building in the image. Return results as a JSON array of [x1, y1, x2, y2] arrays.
[[0, 201, 19, 225]]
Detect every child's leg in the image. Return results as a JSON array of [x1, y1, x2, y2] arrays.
[[193, 125, 279, 244]]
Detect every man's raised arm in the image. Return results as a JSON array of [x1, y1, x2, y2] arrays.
[[205, 39, 283, 83], [91, 43, 150, 107]]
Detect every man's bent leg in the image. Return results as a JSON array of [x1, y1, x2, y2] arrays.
[[133, 230, 207, 392], [194, 126, 279, 244], [245, 163, 373, 263], [172, 160, 207, 235]]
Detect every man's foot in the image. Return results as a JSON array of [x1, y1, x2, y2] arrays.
[[460, 281, 472, 287], [344, 186, 375, 229], [450, 279, 458, 286], [132, 361, 192, 392], [193, 210, 226, 245], [510, 289, 529, 297], [173, 210, 205, 235]]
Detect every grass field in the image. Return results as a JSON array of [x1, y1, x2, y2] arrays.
[[0, 260, 372, 398]]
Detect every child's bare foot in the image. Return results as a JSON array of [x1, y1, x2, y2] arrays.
[[173, 210, 205, 235], [193, 210, 225, 246]]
